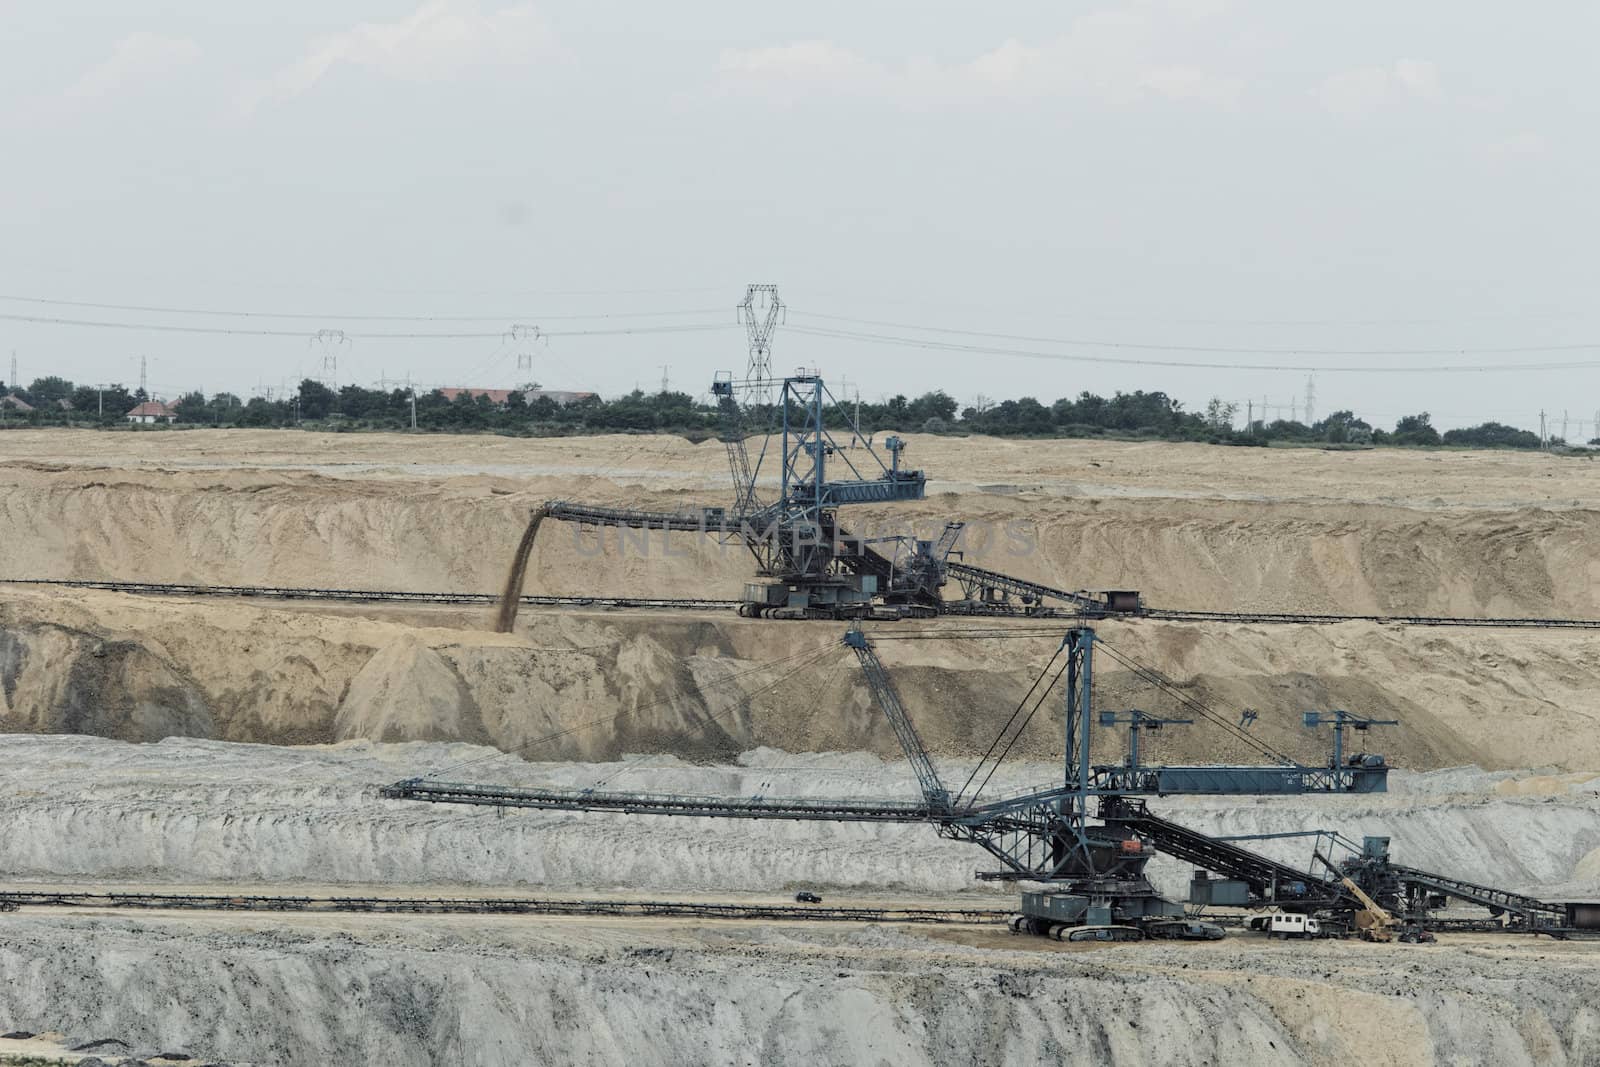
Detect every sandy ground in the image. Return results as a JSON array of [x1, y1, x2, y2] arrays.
[[4, 430, 1600, 615], [4, 429, 1600, 1063], [4, 428, 1599, 510], [5, 584, 1600, 770], [4, 428, 1600, 766]]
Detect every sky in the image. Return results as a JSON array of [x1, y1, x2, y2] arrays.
[[1, 1, 1597, 433]]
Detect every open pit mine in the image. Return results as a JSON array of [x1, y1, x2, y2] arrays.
[[2, 417, 1600, 1066]]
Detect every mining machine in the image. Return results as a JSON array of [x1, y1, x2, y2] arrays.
[[385, 624, 1432, 940], [528, 371, 1133, 619], [386, 624, 1593, 938]]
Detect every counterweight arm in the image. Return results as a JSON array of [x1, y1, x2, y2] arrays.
[[844, 628, 951, 813]]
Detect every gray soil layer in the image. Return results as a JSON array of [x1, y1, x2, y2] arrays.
[[0, 735, 1597, 1065]]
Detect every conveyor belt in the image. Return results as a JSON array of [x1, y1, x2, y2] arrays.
[[543, 501, 746, 533], [381, 778, 937, 822], [1392, 864, 1566, 923], [11, 578, 1600, 631], [1103, 799, 1350, 908], [0, 579, 738, 612], [1136, 607, 1600, 631], [946, 562, 1104, 610], [0, 888, 1007, 924]]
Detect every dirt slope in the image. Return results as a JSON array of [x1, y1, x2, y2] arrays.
[[2, 587, 1598, 770], [2, 429, 1599, 769], [3, 430, 1599, 616]]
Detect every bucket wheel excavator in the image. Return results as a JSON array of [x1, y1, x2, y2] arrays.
[[519, 370, 1135, 620]]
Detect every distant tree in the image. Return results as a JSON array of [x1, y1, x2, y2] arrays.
[[1442, 422, 1541, 449], [101, 384, 135, 417], [65, 383, 134, 418], [1264, 419, 1315, 441], [297, 379, 337, 419], [236, 397, 286, 427], [27, 376, 74, 404], [69, 385, 100, 413], [1315, 410, 1372, 444], [1392, 412, 1441, 446], [173, 391, 210, 422], [1204, 397, 1238, 431], [907, 391, 958, 424]]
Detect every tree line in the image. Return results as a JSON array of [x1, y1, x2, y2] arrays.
[[0, 375, 1570, 451]]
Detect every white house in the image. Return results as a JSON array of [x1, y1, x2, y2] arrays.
[[126, 400, 177, 424]]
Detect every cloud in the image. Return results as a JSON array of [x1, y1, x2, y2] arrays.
[[1393, 59, 1442, 101], [717, 40, 881, 86], [1485, 131, 1548, 159], [240, 0, 556, 113], [1312, 59, 1442, 120], [64, 32, 201, 100], [718, 8, 1244, 109]]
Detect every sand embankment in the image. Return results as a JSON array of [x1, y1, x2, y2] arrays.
[[3, 430, 1600, 768], [3, 588, 1600, 770], [2, 430, 1600, 617]]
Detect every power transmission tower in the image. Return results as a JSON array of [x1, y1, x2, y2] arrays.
[[310, 330, 349, 390], [1305, 375, 1316, 426], [139, 355, 147, 398], [508, 324, 543, 391], [838, 375, 861, 445], [8, 351, 15, 393], [737, 284, 783, 406], [660, 365, 670, 394]]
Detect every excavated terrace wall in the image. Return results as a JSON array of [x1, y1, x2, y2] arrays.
[[4, 588, 1600, 769]]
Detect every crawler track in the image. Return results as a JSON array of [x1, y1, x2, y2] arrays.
[[10, 579, 1600, 631], [0, 888, 1007, 924]]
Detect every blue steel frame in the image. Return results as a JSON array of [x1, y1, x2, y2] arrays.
[[385, 625, 1391, 884]]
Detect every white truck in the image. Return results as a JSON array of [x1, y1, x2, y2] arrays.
[[1247, 912, 1323, 939]]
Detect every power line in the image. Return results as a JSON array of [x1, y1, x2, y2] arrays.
[[0, 293, 728, 323], [0, 311, 738, 341], [785, 322, 1600, 374], [788, 310, 1600, 358], [794, 287, 1591, 329]]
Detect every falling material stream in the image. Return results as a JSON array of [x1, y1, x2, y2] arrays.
[[495, 507, 547, 633]]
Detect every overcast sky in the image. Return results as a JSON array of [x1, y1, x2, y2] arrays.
[[2, 1, 1596, 433]]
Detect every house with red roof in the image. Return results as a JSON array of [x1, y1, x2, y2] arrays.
[[126, 400, 177, 424]]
